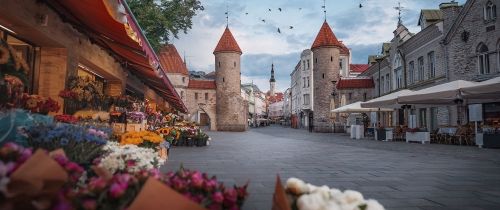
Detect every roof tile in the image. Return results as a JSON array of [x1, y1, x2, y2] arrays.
[[336, 78, 374, 89], [158, 44, 189, 75], [350, 64, 370, 73], [311, 21, 343, 50], [214, 27, 242, 54], [188, 79, 216, 89]]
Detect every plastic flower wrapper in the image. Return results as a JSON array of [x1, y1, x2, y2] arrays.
[[97, 142, 165, 174], [0, 143, 84, 210], [26, 123, 107, 166]]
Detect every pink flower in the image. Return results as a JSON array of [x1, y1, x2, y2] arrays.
[[109, 182, 127, 198], [205, 178, 217, 191], [190, 171, 203, 188], [208, 203, 222, 210], [82, 199, 97, 210], [126, 160, 136, 167], [89, 178, 107, 190], [212, 191, 224, 203], [224, 188, 238, 206]]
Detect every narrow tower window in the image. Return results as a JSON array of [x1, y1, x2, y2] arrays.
[[222, 77, 225, 82], [218, 61, 221, 67], [322, 73, 325, 79], [315, 58, 318, 63], [331, 56, 333, 62], [234, 61, 236, 67]]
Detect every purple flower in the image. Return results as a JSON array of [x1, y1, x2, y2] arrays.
[[109, 182, 127, 198]]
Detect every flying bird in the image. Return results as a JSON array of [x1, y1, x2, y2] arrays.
[[261, 19, 266, 22], [289, 26, 294, 29], [278, 8, 282, 12], [359, 3, 363, 8], [277, 28, 281, 33], [299, 8, 302, 10], [268, 8, 271, 12], [245, 12, 248, 15]]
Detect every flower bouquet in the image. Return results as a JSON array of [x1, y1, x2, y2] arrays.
[[97, 142, 165, 174], [120, 131, 163, 149], [0, 143, 84, 209], [275, 177, 384, 210], [26, 123, 108, 166]]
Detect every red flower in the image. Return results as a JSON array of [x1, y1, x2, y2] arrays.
[[212, 191, 224, 203]]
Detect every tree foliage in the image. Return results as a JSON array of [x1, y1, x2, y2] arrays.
[[127, 0, 204, 52]]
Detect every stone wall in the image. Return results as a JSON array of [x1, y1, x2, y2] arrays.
[[312, 47, 340, 132], [186, 88, 217, 130], [215, 52, 247, 131], [446, 0, 500, 82]]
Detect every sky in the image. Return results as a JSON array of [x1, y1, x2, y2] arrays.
[[172, 0, 466, 93]]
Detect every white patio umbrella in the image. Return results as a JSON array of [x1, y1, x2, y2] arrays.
[[360, 89, 414, 108], [332, 101, 393, 113], [462, 76, 500, 99], [398, 80, 477, 105]]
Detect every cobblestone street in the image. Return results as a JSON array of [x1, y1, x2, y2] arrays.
[[163, 125, 500, 210]]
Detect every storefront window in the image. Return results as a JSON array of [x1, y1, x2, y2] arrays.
[[484, 102, 500, 127], [2, 30, 38, 93]]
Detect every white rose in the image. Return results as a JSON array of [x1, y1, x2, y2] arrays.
[[364, 199, 385, 210], [340, 190, 364, 206], [286, 178, 309, 195], [297, 193, 327, 210]]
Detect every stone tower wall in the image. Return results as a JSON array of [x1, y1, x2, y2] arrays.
[[215, 52, 248, 131], [312, 47, 340, 132]]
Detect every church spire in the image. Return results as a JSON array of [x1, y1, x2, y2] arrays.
[[270, 63, 276, 83]]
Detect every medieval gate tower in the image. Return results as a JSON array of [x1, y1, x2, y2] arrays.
[[311, 21, 342, 132], [213, 27, 248, 131]]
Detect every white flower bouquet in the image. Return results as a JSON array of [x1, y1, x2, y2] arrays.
[[280, 177, 384, 210], [97, 142, 166, 174]]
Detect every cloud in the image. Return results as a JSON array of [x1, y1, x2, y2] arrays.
[[173, 0, 466, 92]]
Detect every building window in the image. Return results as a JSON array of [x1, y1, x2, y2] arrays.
[[307, 60, 310, 69], [222, 77, 225, 82], [234, 61, 236, 67], [307, 77, 310, 87], [428, 51, 435, 78], [330, 56, 333, 62], [205, 92, 208, 100], [303, 77, 306, 88], [195, 92, 198, 100], [303, 60, 306, 70], [348, 93, 352, 100], [478, 43, 490, 74], [303, 94, 310, 105], [363, 93, 367, 101], [395, 69, 403, 89], [409, 61, 415, 84], [339, 59, 343, 70], [182, 77, 185, 83], [484, 1, 497, 21], [315, 58, 318, 63], [218, 61, 221, 67], [322, 73, 325, 79], [418, 56, 424, 81]]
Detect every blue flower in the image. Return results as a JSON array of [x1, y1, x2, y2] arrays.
[[60, 138, 69, 145]]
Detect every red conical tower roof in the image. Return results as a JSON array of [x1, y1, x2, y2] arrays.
[[311, 21, 343, 50], [213, 27, 242, 54]]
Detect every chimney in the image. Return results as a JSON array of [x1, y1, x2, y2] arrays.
[[440, 1, 462, 34]]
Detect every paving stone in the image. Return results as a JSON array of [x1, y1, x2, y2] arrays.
[[162, 126, 500, 209]]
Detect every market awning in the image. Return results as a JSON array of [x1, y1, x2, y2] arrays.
[[44, 0, 187, 113], [332, 101, 393, 113], [397, 80, 477, 105], [462, 76, 500, 99], [361, 89, 414, 108]]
